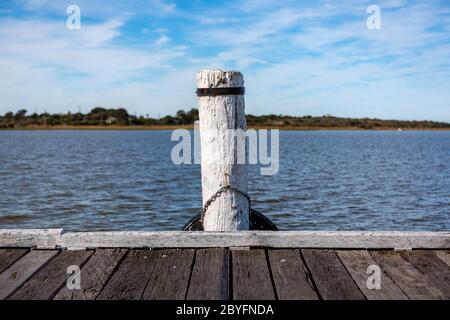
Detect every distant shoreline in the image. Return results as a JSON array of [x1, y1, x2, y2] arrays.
[[3, 108, 449, 130], [1, 125, 450, 131]]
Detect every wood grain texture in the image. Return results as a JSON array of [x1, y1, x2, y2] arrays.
[[0, 248, 28, 273], [96, 249, 158, 300], [401, 250, 450, 298], [0, 229, 62, 248], [7, 250, 93, 300], [232, 249, 275, 300], [302, 249, 365, 300], [197, 69, 249, 231], [142, 249, 195, 300], [53, 249, 127, 300], [59, 231, 450, 249], [268, 249, 318, 300], [1, 229, 448, 249], [435, 250, 450, 267], [0, 250, 58, 299], [186, 248, 229, 300], [337, 250, 408, 300], [1, 247, 449, 301], [370, 251, 446, 300]]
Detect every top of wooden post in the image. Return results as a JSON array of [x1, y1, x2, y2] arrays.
[[197, 69, 244, 89]]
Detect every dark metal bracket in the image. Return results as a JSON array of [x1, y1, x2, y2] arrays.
[[196, 87, 245, 97]]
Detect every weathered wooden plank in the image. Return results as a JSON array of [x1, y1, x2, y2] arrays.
[[8, 250, 93, 300], [186, 248, 229, 300], [302, 249, 365, 300], [370, 251, 446, 300], [142, 249, 195, 300], [0, 248, 28, 273], [232, 249, 275, 300], [435, 250, 450, 267], [401, 250, 450, 298], [1, 230, 448, 249], [97, 249, 158, 300], [0, 229, 62, 248], [53, 249, 128, 300], [0, 250, 58, 299], [59, 231, 450, 249], [268, 249, 318, 300], [337, 250, 408, 300]]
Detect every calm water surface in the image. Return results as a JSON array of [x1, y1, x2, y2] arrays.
[[0, 130, 449, 231]]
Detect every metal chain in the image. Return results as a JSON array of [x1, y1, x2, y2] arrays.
[[200, 185, 251, 224]]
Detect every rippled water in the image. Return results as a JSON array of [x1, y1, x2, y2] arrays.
[[0, 130, 449, 231]]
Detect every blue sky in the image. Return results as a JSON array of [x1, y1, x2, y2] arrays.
[[0, 0, 449, 121]]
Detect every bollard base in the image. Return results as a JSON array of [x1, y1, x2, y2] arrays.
[[182, 209, 278, 231]]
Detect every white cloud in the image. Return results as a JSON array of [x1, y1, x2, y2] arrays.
[[185, 1, 450, 121], [154, 35, 170, 45], [192, 8, 303, 47], [18, 0, 178, 17], [0, 17, 186, 114], [151, 0, 176, 13]]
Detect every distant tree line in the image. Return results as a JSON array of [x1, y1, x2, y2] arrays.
[[0, 107, 449, 129], [0, 108, 199, 128], [245, 114, 450, 129]]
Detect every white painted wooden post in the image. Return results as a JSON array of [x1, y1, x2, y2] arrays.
[[197, 69, 250, 231]]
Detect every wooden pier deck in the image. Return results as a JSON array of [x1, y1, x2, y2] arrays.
[[0, 230, 449, 300], [0, 248, 450, 300], [1, 247, 449, 300]]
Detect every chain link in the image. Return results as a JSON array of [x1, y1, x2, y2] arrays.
[[200, 185, 251, 224]]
